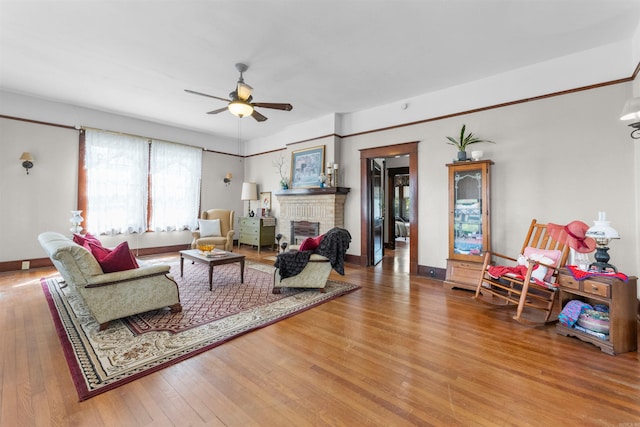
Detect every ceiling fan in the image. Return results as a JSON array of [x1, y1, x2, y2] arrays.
[[185, 63, 293, 122]]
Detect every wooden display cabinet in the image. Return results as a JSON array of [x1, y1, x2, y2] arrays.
[[444, 160, 493, 291], [556, 269, 637, 355]]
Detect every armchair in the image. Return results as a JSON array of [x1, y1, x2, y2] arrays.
[[191, 209, 235, 252], [273, 227, 351, 293]]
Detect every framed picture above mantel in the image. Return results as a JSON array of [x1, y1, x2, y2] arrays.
[[291, 145, 325, 189]]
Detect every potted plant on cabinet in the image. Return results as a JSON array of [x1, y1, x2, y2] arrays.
[[446, 124, 495, 161]]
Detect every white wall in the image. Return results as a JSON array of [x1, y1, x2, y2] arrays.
[[242, 81, 639, 287], [0, 118, 78, 261], [0, 90, 238, 151], [346, 83, 637, 272], [0, 112, 246, 260], [1, 69, 639, 299]]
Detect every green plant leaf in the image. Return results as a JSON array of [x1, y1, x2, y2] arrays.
[[445, 124, 495, 151]]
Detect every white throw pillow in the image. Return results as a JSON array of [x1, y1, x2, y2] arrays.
[[199, 219, 221, 237]]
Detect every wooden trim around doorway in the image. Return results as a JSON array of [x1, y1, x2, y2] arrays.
[[359, 141, 419, 275]]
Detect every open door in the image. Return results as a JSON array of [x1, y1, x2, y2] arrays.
[[371, 159, 384, 265]]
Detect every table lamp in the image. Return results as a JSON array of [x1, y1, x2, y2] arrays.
[[585, 212, 620, 272], [240, 182, 258, 216]]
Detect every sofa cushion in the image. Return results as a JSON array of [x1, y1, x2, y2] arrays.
[[523, 246, 562, 282], [73, 232, 102, 248], [89, 241, 139, 273], [199, 219, 221, 237], [299, 234, 324, 251]]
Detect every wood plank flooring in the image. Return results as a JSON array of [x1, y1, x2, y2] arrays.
[[1, 243, 639, 426]]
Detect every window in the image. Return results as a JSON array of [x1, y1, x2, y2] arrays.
[[82, 129, 202, 235], [150, 140, 202, 232]]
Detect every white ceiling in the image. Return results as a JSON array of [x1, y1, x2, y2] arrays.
[[1, 0, 639, 142]]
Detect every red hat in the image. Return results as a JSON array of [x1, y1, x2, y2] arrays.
[[547, 221, 596, 253]]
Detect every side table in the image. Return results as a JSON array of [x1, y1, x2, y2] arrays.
[[556, 268, 637, 355]]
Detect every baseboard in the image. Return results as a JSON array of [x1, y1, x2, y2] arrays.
[[0, 257, 53, 273], [417, 265, 446, 280], [0, 244, 190, 273], [344, 253, 362, 266], [131, 244, 190, 257]]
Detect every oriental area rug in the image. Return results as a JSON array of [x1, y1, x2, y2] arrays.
[[41, 260, 359, 401]]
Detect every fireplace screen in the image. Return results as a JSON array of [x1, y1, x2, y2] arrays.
[[291, 221, 320, 244]]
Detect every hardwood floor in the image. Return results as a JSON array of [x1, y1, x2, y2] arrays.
[[2, 244, 639, 426]]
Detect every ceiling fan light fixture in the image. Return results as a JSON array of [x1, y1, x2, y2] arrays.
[[228, 101, 254, 118], [237, 82, 253, 101]]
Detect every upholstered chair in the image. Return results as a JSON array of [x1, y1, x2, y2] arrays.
[[191, 209, 235, 252]]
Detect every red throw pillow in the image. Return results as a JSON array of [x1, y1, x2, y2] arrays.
[[73, 233, 102, 248], [89, 241, 139, 273], [298, 238, 316, 251], [299, 234, 324, 251], [312, 234, 324, 247]]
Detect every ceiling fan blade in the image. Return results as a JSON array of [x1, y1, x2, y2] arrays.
[[184, 89, 230, 103], [252, 102, 293, 111], [206, 107, 229, 115], [251, 110, 268, 122]]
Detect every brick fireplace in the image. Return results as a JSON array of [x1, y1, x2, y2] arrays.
[[274, 187, 350, 244]]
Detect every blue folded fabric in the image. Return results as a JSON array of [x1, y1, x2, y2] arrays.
[[558, 300, 592, 327]]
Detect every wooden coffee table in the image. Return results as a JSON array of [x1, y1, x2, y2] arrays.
[[179, 249, 245, 291]]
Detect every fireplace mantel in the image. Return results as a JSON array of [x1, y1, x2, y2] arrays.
[[274, 187, 350, 196]]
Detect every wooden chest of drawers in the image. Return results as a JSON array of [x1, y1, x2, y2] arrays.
[[555, 268, 637, 355], [238, 217, 276, 253]]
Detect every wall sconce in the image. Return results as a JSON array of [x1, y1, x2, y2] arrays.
[[619, 96, 640, 139], [223, 172, 233, 186], [19, 152, 34, 174]]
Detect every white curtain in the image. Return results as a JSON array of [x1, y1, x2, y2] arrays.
[[150, 140, 202, 231], [84, 130, 148, 235]]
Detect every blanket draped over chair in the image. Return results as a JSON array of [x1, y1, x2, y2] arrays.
[[274, 227, 351, 279]]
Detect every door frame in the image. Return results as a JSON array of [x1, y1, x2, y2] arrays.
[[360, 141, 419, 275]]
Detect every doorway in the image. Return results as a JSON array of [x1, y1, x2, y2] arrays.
[[359, 142, 419, 275], [387, 166, 410, 251]]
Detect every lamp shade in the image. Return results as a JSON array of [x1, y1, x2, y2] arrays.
[[586, 222, 620, 240], [585, 212, 620, 242], [19, 152, 34, 162], [620, 96, 640, 121], [240, 182, 258, 201], [228, 101, 254, 118], [237, 82, 253, 101]]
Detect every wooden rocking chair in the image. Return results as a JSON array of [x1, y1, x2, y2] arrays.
[[473, 219, 570, 324]]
